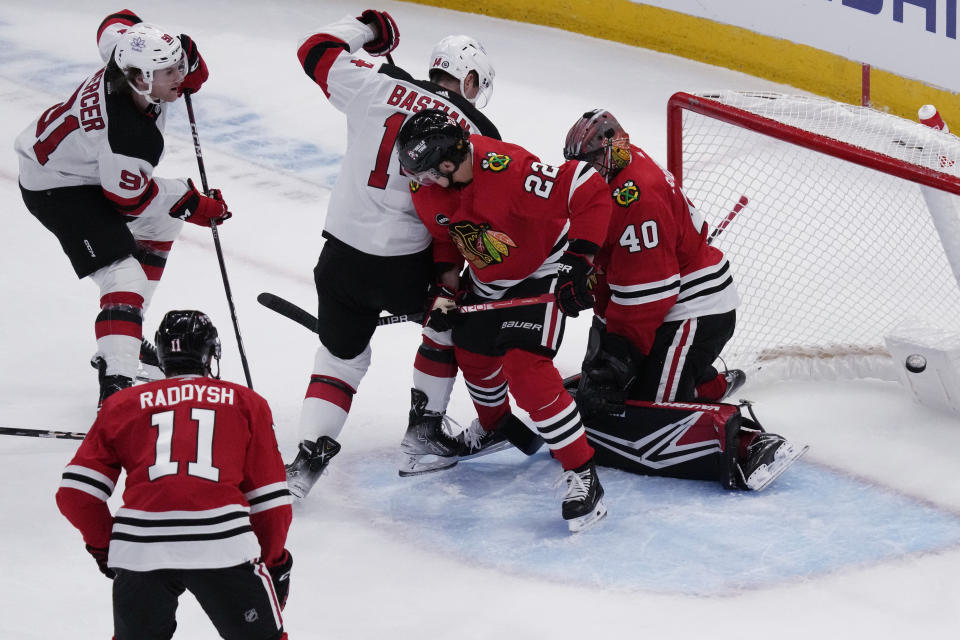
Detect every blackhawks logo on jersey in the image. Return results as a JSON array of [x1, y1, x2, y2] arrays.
[[613, 180, 639, 207], [449, 221, 517, 269], [409, 181, 420, 193], [480, 152, 511, 172]]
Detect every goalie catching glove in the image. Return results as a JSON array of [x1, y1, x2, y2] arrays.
[[577, 332, 638, 418], [169, 179, 232, 226], [357, 9, 399, 57]]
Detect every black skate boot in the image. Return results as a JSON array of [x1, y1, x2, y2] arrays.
[[285, 435, 342, 499], [398, 389, 463, 477], [556, 460, 608, 533], [458, 413, 544, 459], [737, 431, 808, 491], [138, 339, 165, 381], [94, 356, 133, 408]]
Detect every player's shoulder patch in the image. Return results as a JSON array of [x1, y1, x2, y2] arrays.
[[612, 180, 640, 207], [105, 91, 164, 166], [480, 151, 511, 172]]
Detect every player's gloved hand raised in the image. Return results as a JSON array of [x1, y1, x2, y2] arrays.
[[85, 543, 115, 580], [577, 333, 637, 419], [177, 34, 209, 95], [357, 9, 399, 57], [424, 281, 463, 332], [267, 549, 293, 610], [169, 179, 232, 226], [555, 245, 598, 317]]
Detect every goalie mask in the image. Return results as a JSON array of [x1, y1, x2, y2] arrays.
[[563, 109, 631, 180], [114, 23, 186, 102], [155, 310, 222, 377], [396, 109, 471, 186], [428, 35, 495, 108]]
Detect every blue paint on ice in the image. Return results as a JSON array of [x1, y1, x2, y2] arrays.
[[344, 449, 960, 595]]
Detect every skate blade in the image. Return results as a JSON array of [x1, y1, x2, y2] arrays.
[[458, 440, 512, 461], [746, 443, 810, 491], [567, 500, 609, 533], [398, 454, 458, 477]]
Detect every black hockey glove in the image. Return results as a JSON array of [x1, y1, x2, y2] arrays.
[[268, 550, 293, 610], [577, 333, 638, 419], [85, 544, 115, 580], [424, 282, 463, 332], [357, 9, 399, 57], [177, 34, 209, 95], [555, 244, 598, 317]]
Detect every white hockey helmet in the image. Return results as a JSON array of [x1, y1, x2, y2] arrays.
[[428, 35, 495, 109], [114, 23, 185, 100]]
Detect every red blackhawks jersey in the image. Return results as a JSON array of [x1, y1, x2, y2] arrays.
[[298, 15, 499, 256], [594, 146, 740, 355], [15, 11, 191, 219], [411, 136, 611, 299], [56, 375, 292, 571]]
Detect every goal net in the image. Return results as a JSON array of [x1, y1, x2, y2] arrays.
[[667, 91, 960, 381]]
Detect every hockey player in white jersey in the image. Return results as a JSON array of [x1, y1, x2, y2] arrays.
[[15, 11, 231, 406], [286, 9, 503, 498]]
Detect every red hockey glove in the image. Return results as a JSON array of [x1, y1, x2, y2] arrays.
[[357, 9, 399, 57], [424, 281, 463, 332], [177, 34, 209, 95], [169, 179, 232, 226], [85, 544, 115, 580], [555, 247, 598, 317], [267, 549, 293, 610]]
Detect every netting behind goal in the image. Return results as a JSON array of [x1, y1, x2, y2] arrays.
[[667, 91, 960, 381]]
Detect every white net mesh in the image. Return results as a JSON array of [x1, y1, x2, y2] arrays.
[[674, 91, 960, 381]]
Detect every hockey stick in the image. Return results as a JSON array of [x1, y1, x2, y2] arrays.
[[707, 195, 749, 245], [257, 292, 424, 334], [0, 426, 85, 440], [184, 92, 254, 389], [257, 292, 555, 335]]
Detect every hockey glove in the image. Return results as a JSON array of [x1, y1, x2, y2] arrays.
[[555, 247, 598, 317], [85, 544, 115, 580], [357, 9, 399, 57], [178, 34, 209, 96], [267, 550, 293, 610], [424, 281, 463, 332], [169, 179, 232, 226], [577, 333, 637, 418]]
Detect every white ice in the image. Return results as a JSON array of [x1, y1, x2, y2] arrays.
[[1, 1, 959, 638]]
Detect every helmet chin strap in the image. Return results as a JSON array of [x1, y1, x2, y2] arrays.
[[128, 74, 162, 105]]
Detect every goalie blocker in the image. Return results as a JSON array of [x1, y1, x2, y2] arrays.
[[566, 377, 807, 490]]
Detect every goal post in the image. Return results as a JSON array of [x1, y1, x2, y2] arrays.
[[666, 91, 960, 381]]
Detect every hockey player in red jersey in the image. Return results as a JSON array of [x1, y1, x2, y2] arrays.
[[287, 9, 503, 499], [397, 109, 612, 532], [56, 310, 293, 639], [15, 11, 230, 407], [561, 109, 807, 491]]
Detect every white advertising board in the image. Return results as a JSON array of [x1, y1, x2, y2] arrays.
[[637, 0, 960, 92]]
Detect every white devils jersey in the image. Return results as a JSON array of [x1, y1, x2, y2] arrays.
[[14, 18, 187, 218], [298, 16, 499, 256]]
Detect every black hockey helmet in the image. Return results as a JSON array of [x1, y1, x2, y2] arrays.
[[396, 109, 470, 185], [563, 109, 631, 180], [155, 310, 221, 377]]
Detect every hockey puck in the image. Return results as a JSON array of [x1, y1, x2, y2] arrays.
[[905, 354, 927, 373]]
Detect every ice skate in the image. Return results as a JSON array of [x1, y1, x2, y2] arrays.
[[556, 460, 607, 533], [456, 419, 512, 460], [719, 369, 747, 401], [398, 389, 462, 477], [285, 435, 341, 499], [739, 432, 808, 491], [93, 356, 133, 407]]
